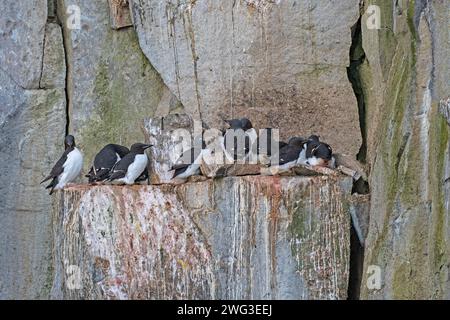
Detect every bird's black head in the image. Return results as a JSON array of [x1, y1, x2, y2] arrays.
[[307, 135, 320, 143], [64, 135, 76, 149], [240, 118, 253, 131], [224, 119, 243, 130], [130, 143, 153, 154], [288, 136, 305, 148], [224, 118, 253, 131], [311, 142, 333, 161]]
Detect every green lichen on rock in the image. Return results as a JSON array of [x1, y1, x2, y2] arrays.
[[360, 0, 450, 299], [78, 28, 166, 171], [286, 177, 352, 299]]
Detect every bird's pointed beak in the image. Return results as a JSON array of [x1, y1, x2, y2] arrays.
[[144, 144, 153, 150]]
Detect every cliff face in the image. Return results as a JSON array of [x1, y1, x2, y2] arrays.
[[130, 0, 362, 156], [0, 1, 66, 299], [0, 0, 449, 300], [51, 176, 352, 299], [357, 0, 450, 299]]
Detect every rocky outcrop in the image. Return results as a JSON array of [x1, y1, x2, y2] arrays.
[[0, 1, 66, 299], [357, 0, 450, 299], [130, 0, 362, 156], [0, 1, 47, 89], [51, 175, 352, 299]]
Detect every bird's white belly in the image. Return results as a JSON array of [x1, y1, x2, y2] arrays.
[[296, 148, 307, 165], [56, 148, 83, 189], [173, 151, 204, 179], [123, 154, 148, 184], [176, 164, 200, 179]]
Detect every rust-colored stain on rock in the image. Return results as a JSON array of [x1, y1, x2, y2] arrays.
[[52, 175, 352, 299]]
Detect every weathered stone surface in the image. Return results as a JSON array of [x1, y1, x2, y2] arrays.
[[51, 175, 352, 299], [130, 0, 362, 156], [143, 114, 199, 183], [40, 23, 66, 89], [440, 98, 450, 126], [202, 163, 262, 178], [0, 70, 66, 299], [0, 0, 47, 89], [108, 0, 133, 29], [358, 0, 450, 299], [333, 153, 367, 181], [0, 1, 68, 300], [57, 0, 179, 172], [349, 194, 370, 246]]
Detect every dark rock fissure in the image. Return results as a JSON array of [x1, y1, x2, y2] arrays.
[[347, 222, 365, 299], [346, 13, 368, 300], [38, 31, 47, 89], [54, 0, 71, 136], [347, 16, 367, 164]]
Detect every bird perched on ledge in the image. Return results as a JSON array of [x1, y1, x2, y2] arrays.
[[86, 144, 130, 183], [222, 117, 257, 162], [108, 143, 152, 185], [269, 136, 305, 171], [170, 139, 206, 180], [297, 135, 335, 168], [41, 135, 83, 195]]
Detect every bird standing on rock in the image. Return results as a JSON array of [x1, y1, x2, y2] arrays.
[[170, 139, 206, 180], [108, 143, 152, 185], [86, 144, 130, 183], [41, 135, 83, 195]]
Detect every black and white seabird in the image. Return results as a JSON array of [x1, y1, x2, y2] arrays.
[[257, 128, 288, 164], [222, 117, 257, 162], [40, 135, 83, 195], [108, 143, 152, 184], [170, 140, 206, 179], [269, 136, 305, 171], [86, 144, 130, 183], [224, 118, 254, 131], [297, 135, 334, 167]]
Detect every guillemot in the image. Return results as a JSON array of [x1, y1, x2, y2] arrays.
[[170, 139, 207, 180], [297, 135, 334, 168], [86, 144, 129, 183], [107, 143, 152, 184], [222, 117, 257, 163], [40, 135, 83, 195]]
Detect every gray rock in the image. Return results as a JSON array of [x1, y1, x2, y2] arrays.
[[0, 0, 47, 89], [0, 1, 68, 299], [51, 175, 352, 299], [143, 114, 198, 184], [107, 0, 133, 30], [130, 0, 362, 156], [0, 69, 66, 299], [40, 23, 66, 89], [349, 194, 370, 246], [57, 0, 179, 172], [359, 0, 450, 299], [440, 98, 450, 126]]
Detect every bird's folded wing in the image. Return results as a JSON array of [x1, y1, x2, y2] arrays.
[[41, 151, 69, 183]]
